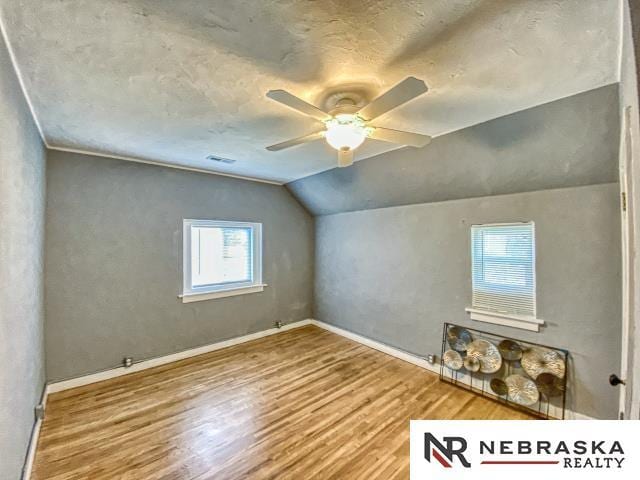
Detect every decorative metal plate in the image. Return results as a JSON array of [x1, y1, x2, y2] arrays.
[[443, 350, 463, 370], [466, 339, 502, 373], [446, 326, 473, 352], [463, 356, 481, 373], [535, 372, 565, 398], [505, 374, 540, 406], [522, 347, 566, 379], [498, 339, 523, 361], [490, 378, 508, 396]]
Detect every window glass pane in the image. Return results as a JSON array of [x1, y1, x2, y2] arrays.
[[191, 226, 252, 288]]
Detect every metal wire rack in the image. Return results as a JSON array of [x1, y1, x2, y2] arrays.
[[439, 322, 569, 419]]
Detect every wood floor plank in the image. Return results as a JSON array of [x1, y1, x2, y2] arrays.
[[33, 325, 533, 479]]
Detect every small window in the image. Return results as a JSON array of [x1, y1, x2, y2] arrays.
[[466, 222, 543, 331], [182, 220, 263, 302]]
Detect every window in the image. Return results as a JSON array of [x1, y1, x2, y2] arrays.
[[466, 222, 543, 331], [182, 220, 263, 302]]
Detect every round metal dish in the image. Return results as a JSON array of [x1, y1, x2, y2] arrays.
[[446, 326, 473, 352], [535, 372, 565, 398], [443, 350, 463, 370], [498, 339, 523, 361], [505, 374, 540, 406], [466, 339, 502, 373], [490, 378, 508, 396], [522, 347, 566, 379], [463, 356, 481, 373]]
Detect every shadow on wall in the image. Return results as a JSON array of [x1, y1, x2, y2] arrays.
[[466, 107, 543, 149]]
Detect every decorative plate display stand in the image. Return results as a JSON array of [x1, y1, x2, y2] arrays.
[[439, 322, 569, 419]]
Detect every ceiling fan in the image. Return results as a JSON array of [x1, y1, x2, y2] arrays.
[[265, 77, 432, 167]]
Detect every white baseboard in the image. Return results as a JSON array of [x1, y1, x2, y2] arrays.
[[44, 317, 595, 421], [309, 320, 596, 421], [22, 384, 49, 480], [27, 321, 316, 479], [21, 418, 41, 480], [309, 320, 441, 375], [564, 410, 596, 420], [22, 317, 598, 479], [47, 319, 314, 394]]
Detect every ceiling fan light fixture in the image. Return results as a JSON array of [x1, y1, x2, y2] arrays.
[[323, 114, 371, 151], [265, 78, 431, 167]]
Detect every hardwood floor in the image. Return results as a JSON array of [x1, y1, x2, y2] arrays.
[[33, 325, 533, 479]]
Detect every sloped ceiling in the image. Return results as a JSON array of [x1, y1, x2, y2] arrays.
[[287, 84, 620, 215], [0, 0, 622, 183]]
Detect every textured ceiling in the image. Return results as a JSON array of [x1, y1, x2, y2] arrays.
[[0, 0, 621, 183]]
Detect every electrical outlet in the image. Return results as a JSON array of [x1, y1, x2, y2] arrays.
[[426, 354, 437, 364], [275, 321, 283, 329], [34, 404, 45, 420], [123, 357, 133, 368]]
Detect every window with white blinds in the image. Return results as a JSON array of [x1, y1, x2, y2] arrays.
[[182, 219, 262, 301], [471, 223, 536, 317]]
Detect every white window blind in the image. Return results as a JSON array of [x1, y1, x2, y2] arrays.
[[182, 220, 262, 301], [471, 223, 536, 317]]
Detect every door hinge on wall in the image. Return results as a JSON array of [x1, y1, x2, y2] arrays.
[[622, 191, 627, 212]]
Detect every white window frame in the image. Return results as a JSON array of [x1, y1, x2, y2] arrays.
[[181, 219, 264, 303], [465, 222, 545, 332]]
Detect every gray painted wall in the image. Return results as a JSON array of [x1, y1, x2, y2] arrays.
[[45, 151, 314, 381], [315, 184, 621, 419], [288, 85, 619, 216], [0, 29, 46, 480]]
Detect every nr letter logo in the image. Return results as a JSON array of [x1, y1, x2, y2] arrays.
[[424, 433, 471, 468]]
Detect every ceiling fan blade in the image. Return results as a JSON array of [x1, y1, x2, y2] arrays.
[[266, 130, 325, 151], [357, 77, 428, 121], [337, 148, 354, 168], [266, 90, 332, 122], [368, 127, 432, 148]]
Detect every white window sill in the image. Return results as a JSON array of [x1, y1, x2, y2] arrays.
[[180, 284, 266, 303], [465, 307, 544, 332]]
